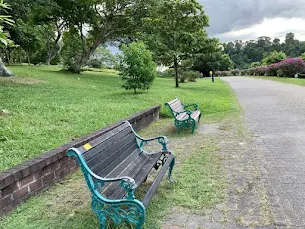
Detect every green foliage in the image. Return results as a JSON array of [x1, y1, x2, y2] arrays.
[[1, 65, 238, 171], [262, 51, 286, 65], [224, 33, 305, 69], [119, 42, 157, 93], [301, 53, 305, 61], [144, 0, 211, 87], [193, 52, 233, 76], [87, 59, 102, 69], [250, 62, 262, 68], [61, 28, 83, 73]]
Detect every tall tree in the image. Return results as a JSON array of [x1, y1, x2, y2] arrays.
[[0, 0, 14, 76], [144, 0, 210, 87], [55, 0, 155, 73]]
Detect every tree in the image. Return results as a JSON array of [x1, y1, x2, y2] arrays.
[[193, 52, 233, 76], [118, 42, 156, 94], [262, 51, 286, 65], [54, 0, 155, 73], [0, 0, 14, 76], [144, 0, 210, 87]]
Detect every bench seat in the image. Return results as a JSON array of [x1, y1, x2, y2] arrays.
[[67, 121, 175, 229], [165, 98, 202, 133]]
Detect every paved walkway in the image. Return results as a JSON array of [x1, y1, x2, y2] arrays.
[[223, 77, 305, 228]]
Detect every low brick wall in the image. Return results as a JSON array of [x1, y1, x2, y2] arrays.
[[0, 105, 160, 217]]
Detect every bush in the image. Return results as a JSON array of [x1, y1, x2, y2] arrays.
[[214, 71, 221, 77], [159, 68, 174, 78], [231, 69, 240, 76], [301, 53, 305, 61], [87, 59, 102, 69], [185, 70, 200, 82], [250, 62, 261, 68], [277, 58, 305, 77], [61, 28, 83, 73], [119, 41, 157, 93], [265, 63, 278, 76], [262, 51, 286, 65]]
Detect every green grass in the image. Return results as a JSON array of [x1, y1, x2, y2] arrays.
[[0, 65, 238, 171], [247, 75, 305, 87], [0, 118, 230, 229]]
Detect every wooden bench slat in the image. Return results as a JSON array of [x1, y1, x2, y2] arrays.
[[166, 98, 201, 133], [102, 152, 154, 199], [83, 123, 131, 161], [93, 139, 138, 177], [106, 153, 162, 200], [142, 153, 174, 207], [86, 130, 134, 168]]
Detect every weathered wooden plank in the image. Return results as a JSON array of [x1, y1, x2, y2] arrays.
[[95, 142, 139, 177], [142, 154, 174, 207], [108, 153, 162, 200], [101, 152, 150, 198], [83, 123, 131, 161], [86, 131, 135, 168], [167, 99, 179, 105]]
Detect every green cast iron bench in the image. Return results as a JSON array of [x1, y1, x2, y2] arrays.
[[67, 121, 175, 229], [165, 98, 201, 133]]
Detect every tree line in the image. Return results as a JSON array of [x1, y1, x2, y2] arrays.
[[223, 33, 305, 69], [1, 0, 240, 88]]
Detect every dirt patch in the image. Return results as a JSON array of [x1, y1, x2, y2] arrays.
[[0, 77, 43, 85], [162, 116, 275, 229]]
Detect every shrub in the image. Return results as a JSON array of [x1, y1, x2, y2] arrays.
[[214, 71, 221, 77], [185, 70, 200, 82], [231, 69, 240, 76], [262, 51, 286, 65], [87, 59, 102, 69], [159, 68, 174, 78], [61, 28, 83, 73], [265, 63, 278, 76], [250, 62, 261, 68], [277, 58, 305, 78], [301, 53, 305, 61], [118, 42, 157, 93]]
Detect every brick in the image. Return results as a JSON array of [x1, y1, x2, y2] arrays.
[[42, 172, 55, 186], [1, 183, 18, 197], [0, 172, 14, 190], [19, 175, 34, 187], [0, 194, 12, 209], [28, 179, 42, 192], [12, 186, 28, 200]]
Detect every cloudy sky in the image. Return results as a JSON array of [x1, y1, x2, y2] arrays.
[[199, 0, 305, 42]]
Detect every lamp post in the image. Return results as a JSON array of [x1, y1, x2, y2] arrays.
[[210, 70, 214, 83]]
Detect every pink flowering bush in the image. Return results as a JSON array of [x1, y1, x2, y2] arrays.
[[217, 57, 305, 77], [276, 58, 305, 77]]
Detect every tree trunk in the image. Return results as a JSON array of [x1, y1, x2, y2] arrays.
[[174, 56, 179, 88], [0, 57, 13, 77], [27, 52, 31, 65]]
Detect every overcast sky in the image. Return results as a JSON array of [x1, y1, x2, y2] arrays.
[[200, 0, 305, 42]]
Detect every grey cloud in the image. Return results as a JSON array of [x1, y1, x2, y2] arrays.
[[200, 0, 305, 35]]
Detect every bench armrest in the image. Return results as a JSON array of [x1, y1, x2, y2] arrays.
[[138, 135, 169, 152], [124, 121, 169, 153], [67, 148, 137, 200], [183, 103, 199, 110]]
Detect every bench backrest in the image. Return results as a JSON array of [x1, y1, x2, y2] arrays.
[[165, 98, 185, 116], [75, 122, 139, 178]]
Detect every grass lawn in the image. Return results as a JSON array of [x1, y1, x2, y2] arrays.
[[0, 65, 238, 171], [247, 75, 305, 86], [0, 65, 241, 229]]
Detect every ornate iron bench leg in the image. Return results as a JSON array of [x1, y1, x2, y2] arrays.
[[168, 156, 176, 183]]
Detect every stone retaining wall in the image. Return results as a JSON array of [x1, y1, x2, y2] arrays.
[[0, 105, 160, 216]]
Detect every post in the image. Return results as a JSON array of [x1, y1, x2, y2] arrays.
[[210, 71, 214, 83]]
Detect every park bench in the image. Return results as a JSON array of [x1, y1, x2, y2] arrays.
[[67, 121, 175, 229], [165, 98, 201, 134]]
